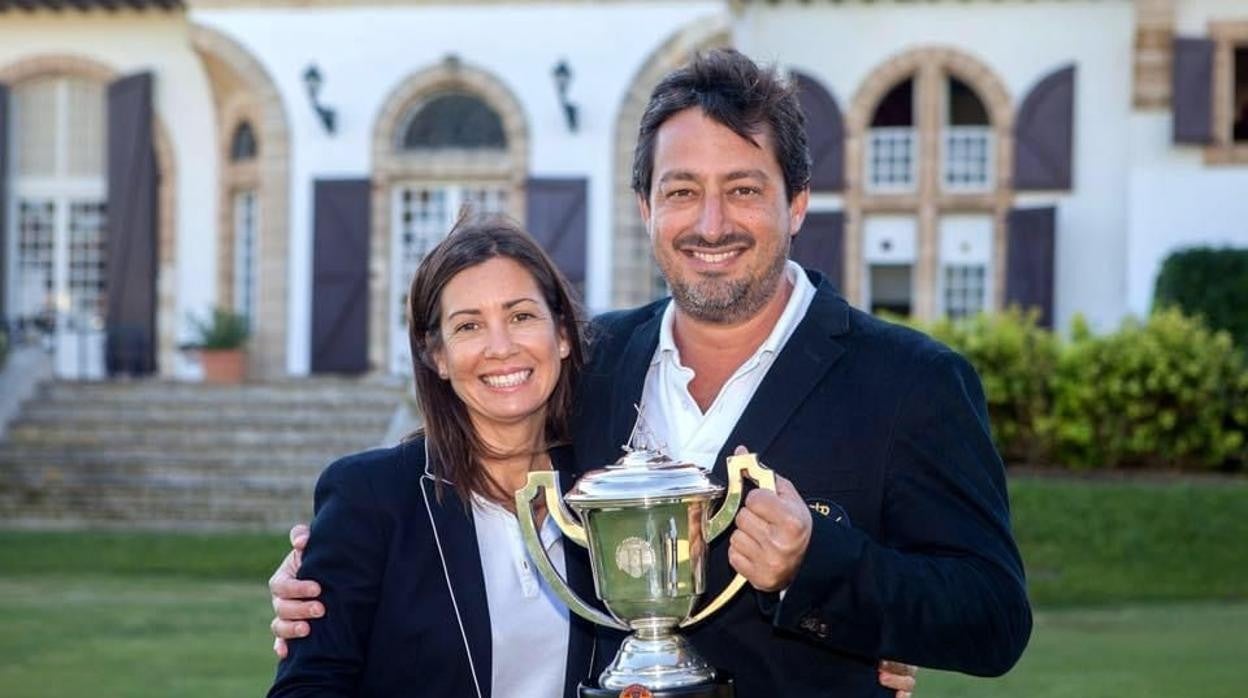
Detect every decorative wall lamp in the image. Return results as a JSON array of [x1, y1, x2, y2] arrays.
[[552, 59, 579, 133], [303, 64, 337, 135]]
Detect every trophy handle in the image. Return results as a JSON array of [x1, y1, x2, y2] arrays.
[[514, 470, 628, 631], [680, 452, 776, 628]]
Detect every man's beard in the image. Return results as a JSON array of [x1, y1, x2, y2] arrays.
[[660, 232, 789, 325]]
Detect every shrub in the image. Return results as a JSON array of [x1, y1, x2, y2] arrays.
[[190, 308, 249, 350], [1153, 247, 1248, 350], [921, 309, 1058, 464], [1050, 309, 1247, 471]]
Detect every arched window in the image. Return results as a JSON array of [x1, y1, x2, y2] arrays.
[[867, 77, 917, 192], [225, 119, 260, 330], [398, 93, 506, 150], [230, 120, 258, 162], [376, 70, 524, 375]]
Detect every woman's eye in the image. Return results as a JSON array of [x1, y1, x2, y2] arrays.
[[454, 322, 479, 333], [513, 312, 535, 322]]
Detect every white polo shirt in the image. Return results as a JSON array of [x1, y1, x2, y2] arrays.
[[472, 495, 569, 698], [639, 261, 816, 470]]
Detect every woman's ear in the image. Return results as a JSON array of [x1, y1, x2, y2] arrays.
[[557, 327, 570, 359]]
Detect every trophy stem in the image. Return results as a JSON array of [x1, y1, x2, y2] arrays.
[[599, 623, 716, 691]]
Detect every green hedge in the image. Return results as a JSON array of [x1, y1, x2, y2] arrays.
[[1153, 247, 1248, 350], [909, 309, 1248, 471]]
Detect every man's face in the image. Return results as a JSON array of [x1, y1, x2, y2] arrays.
[[640, 107, 809, 325]]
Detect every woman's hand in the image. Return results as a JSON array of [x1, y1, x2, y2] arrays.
[[268, 523, 323, 658]]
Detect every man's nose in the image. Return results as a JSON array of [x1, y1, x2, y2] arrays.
[[695, 193, 726, 242]]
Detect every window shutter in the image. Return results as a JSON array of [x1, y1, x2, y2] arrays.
[[311, 179, 371, 374], [524, 178, 587, 291], [792, 71, 844, 192], [1005, 206, 1056, 328], [1172, 37, 1215, 144], [1014, 65, 1076, 191], [0, 83, 8, 322], [106, 72, 158, 375], [790, 211, 844, 292]]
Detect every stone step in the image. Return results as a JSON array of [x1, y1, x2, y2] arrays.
[[39, 380, 406, 404], [4, 423, 378, 450], [13, 405, 395, 429], [0, 486, 313, 531], [0, 443, 385, 465]]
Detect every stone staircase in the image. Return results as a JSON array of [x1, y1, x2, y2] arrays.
[[0, 378, 406, 531]]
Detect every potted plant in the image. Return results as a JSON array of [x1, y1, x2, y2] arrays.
[[192, 308, 250, 384]]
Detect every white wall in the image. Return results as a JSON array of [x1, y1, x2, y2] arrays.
[[193, 1, 724, 375], [0, 12, 220, 366], [737, 0, 1136, 332], [1126, 117, 1248, 317]]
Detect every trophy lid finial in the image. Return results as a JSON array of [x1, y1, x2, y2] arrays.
[[617, 404, 672, 467]]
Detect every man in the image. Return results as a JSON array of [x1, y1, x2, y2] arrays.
[[271, 49, 1030, 696]]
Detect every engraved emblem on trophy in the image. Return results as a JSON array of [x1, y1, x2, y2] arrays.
[[515, 407, 776, 697]]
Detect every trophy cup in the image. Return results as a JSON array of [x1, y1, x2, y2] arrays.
[[515, 422, 774, 697]]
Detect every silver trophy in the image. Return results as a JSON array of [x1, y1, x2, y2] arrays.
[[515, 412, 774, 694]]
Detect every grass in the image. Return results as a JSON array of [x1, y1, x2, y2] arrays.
[[0, 474, 1245, 696]]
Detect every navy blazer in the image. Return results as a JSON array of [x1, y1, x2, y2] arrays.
[[269, 439, 597, 698], [574, 270, 1032, 697]]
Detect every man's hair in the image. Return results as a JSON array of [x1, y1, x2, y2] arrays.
[[631, 48, 811, 202]]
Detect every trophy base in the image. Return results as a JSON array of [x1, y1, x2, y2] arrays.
[[578, 677, 733, 698]]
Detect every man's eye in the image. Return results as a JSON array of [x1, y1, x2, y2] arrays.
[[666, 188, 694, 199], [732, 186, 762, 197]]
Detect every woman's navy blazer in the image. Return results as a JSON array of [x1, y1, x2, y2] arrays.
[[269, 438, 597, 698]]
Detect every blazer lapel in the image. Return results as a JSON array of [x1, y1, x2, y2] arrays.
[[420, 473, 493, 698], [605, 304, 665, 464], [711, 275, 851, 483]]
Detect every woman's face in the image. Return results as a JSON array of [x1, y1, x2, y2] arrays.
[[431, 256, 569, 441]]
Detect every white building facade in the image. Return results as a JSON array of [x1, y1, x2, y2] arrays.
[[0, 0, 1243, 380]]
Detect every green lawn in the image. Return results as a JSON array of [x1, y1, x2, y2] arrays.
[[0, 475, 1245, 696]]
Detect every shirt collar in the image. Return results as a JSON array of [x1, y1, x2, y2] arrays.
[[653, 260, 816, 367]]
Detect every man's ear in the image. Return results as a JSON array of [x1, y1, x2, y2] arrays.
[[788, 188, 810, 238], [637, 192, 652, 231]]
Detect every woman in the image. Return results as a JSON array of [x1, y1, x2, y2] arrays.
[[269, 215, 595, 697], [269, 214, 919, 698]]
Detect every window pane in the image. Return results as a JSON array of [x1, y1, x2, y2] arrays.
[[943, 264, 987, 319], [231, 121, 259, 162], [65, 78, 105, 178], [948, 78, 989, 126], [869, 264, 912, 316], [870, 78, 915, 128], [233, 190, 259, 328], [67, 200, 109, 329], [14, 79, 58, 177], [400, 93, 507, 150]]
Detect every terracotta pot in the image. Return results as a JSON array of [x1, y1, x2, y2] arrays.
[[201, 348, 247, 384]]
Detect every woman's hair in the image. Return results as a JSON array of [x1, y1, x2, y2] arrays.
[[406, 212, 586, 507]]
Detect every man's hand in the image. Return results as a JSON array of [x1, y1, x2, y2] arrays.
[[268, 523, 323, 658], [728, 454, 813, 592], [878, 660, 918, 697]]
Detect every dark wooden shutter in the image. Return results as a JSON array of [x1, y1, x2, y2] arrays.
[[792, 71, 843, 192], [790, 211, 844, 292], [1172, 37, 1215, 144], [106, 73, 158, 375], [1014, 65, 1076, 191], [0, 83, 8, 323], [1005, 206, 1056, 328], [525, 178, 587, 290], [311, 179, 370, 374]]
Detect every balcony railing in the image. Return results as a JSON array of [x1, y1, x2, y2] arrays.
[[942, 126, 994, 191], [866, 127, 917, 192]]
